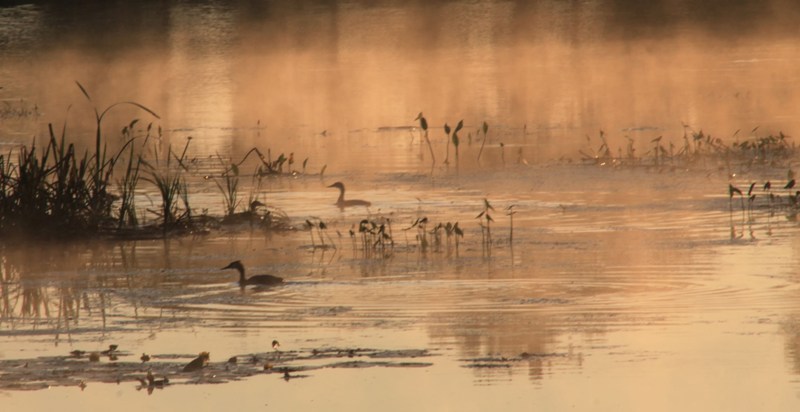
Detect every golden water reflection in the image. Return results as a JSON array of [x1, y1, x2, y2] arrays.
[[4, 1, 800, 166], [4, 1, 800, 409], [1, 163, 800, 411]]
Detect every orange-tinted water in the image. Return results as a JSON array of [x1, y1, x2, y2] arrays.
[[4, 1, 800, 411]]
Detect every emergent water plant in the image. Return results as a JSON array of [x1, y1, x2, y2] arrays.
[[477, 121, 489, 163], [415, 112, 435, 172], [475, 198, 494, 248], [141, 137, 192, 230], [0, 82, 160, 238]]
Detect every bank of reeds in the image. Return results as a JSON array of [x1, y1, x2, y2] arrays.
[[0, 121, 130, 238], [0, 85, 306, 240]]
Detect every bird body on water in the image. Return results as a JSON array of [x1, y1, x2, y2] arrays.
[[222, 260, 284, 286], [328, 181, 371, 208]]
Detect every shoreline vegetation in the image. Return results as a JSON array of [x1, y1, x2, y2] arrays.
[[1, 86, 799, 241], [0, 83, 309, 241]]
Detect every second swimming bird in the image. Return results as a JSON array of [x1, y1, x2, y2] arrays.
[[222, 260, 284, 286]]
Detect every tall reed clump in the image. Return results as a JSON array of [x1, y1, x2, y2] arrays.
[[76, 81, 160, 229], [214, 154, 240, 217], [141, 138, 191, 230], [117, 121, 157, 228], [0, 82, 159, 238]]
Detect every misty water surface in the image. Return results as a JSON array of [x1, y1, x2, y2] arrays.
[[3, 1, 800, 411]]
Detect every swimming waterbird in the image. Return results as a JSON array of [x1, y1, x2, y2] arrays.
[[328, 182, 371, 208], [222, 260, 284, 286]]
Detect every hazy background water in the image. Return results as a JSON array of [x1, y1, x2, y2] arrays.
[[4, 1, 800, 411], [2, 0, 800, 164]]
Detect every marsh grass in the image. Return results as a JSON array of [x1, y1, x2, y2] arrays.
[[0, 84, 309, 240], [116, 121, 156, 228], [581, 125, 797, 170], [141, 138, 191, 229], [0, 111, 145, 237], [214, 154, 241, 217]]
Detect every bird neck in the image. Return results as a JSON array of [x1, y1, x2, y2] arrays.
[[336, 187, 345, 205], [236, 266, 247, 283]]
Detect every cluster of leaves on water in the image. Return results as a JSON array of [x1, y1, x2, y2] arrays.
[[309, 197, 521, 263], [581, 126, 797, 170], [0, 99, 41, 120], [0, 83, 316, 240], [414, 112, 496, 173], [728, 169, 800, 238]]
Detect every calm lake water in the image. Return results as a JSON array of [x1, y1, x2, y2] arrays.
[[3, 1, 800, 411]]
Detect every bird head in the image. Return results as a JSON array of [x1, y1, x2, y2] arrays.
[[222, 261, 244, 272]]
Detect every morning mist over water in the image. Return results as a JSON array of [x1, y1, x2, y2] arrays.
[[2, 0, 800, 161], [4, 2, 800, 411]]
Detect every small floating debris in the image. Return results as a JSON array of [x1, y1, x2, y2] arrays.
[[100, 345, 119, 356], [136, 371, 170, 394], [0, 346, 433, 391], [460, 352, 568, 369]]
